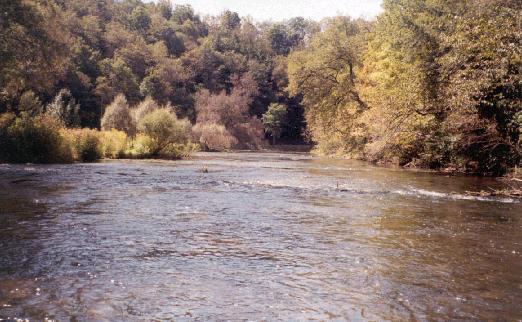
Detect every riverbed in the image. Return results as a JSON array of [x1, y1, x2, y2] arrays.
[[1, 152, 521, 320]]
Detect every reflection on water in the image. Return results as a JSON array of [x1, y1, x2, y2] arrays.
[[1, 152, 522, 320]]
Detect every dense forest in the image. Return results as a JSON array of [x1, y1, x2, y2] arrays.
[[1, 0, 521, 175]]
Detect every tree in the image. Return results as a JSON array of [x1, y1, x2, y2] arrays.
[[171, 5, 200, 26], [287, 17, 372, 154], [157, 0, 172, 20], [95, 58, 141, 107], [129, 6, 151, 34], [360, 0, 456, 166], [195, 72, 264, 148], [0, 0, 70, 115], [133, 95, 160, 122], [437, 0, 522, 173], [220, 10, 241, 31], [46, 89, 81, 127], [101, 94, 136, 137], [265, 17, 318, 56], [137, 108, 186, 156], [262, 103, 287, 144]]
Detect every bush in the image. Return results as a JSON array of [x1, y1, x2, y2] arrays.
[[127, 134, 154, 158], [46, 89, 81, 127], [101, 94, 136, 137], [100, 129, 128, 159], [79, 132, 101, 162], [0, 114, 73, 163], [137, 109, 187, 157], [193, 123, 237, 151], [232, 116, 266, 149], [133, 96, 160, 123], [65, 128, 102, 162]]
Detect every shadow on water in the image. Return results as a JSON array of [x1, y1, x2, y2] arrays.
[[0, 165, 64, 320], [0, 154, 521, 321]]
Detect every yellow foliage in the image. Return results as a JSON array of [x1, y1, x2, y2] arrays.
[[100, 129, 128, 159], [62, 128, 102, 162]]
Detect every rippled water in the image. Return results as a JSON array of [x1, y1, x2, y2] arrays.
[[1, 152, 522, 321]]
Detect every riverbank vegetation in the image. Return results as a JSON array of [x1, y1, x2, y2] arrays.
[[1, 0, 521, 175]]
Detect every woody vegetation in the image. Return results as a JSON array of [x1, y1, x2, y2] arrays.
[[1, 0, 521, 176]]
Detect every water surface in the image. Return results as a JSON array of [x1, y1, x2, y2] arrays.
[[1, 152, 521, 320]]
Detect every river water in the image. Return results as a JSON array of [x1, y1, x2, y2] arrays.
[[1, 151, 521, 321]]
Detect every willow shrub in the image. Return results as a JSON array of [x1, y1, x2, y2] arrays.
[[64, 128, 102, 162], [192, 123, 237, 151], [127, 134, 154, 158], [0, 113, 74, 163], [137, 109, 188, 158], [100, 129, 128, 159]]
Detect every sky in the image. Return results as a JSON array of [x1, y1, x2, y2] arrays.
[[144, 0, 384, 22]]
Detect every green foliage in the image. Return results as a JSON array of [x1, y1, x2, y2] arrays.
[[128, 133, 154, 158], [287, 17, 371, 155], [46, 89, 81, 127], [220, 10, 241, 31], [63, 128, 102, 162], [137, 108, 187, 157], [133, 96, 160, 122], [0, 114, 73, 163], [262, 103, 288, 144], [0, 0, 311, 154], [129, 6, 151, 33], [266, 17, 317, 56], [77, 130, 102, 162], [100, 129, 128, 159], [357, 0, 522, 173], [95, 58, 141, 106], [101, 94, 136, 137], [437, 0, 522, 173], [6, 0, 519, 172], [16, 91, 43, 118], [0, 0, 69, 114]]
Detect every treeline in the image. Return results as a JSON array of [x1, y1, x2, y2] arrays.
[[1, 0, 313, 162], [287, 0, 522, 175], [1, 0, 521, 174]]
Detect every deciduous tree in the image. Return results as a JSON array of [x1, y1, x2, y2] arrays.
[[287, 17, 372, 154]]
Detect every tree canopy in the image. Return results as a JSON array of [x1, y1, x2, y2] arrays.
[[2, 0, 521, 173]]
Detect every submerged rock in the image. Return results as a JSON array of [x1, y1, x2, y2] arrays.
[[196, 167, 208, 173]]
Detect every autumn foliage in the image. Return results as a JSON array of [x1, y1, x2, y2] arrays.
[[1, 0, 521, 174]]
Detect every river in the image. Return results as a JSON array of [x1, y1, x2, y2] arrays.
[[1, 151, 521, 321]]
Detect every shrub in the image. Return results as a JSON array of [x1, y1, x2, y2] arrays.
[[65, 128, 102, 162], [193, 123, 237, 151], [0, 114, 73, 163], [194, 72, 265, 149], [232, 116, 266, 149], [137, 109, 187, 157], [100, 129, 128, 159], [133, 96, 160, 123], [79, 132, 101, 162], [46, 89, 81, 127], [101, 94, 136, 137], [128, 134, 154, 158]]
